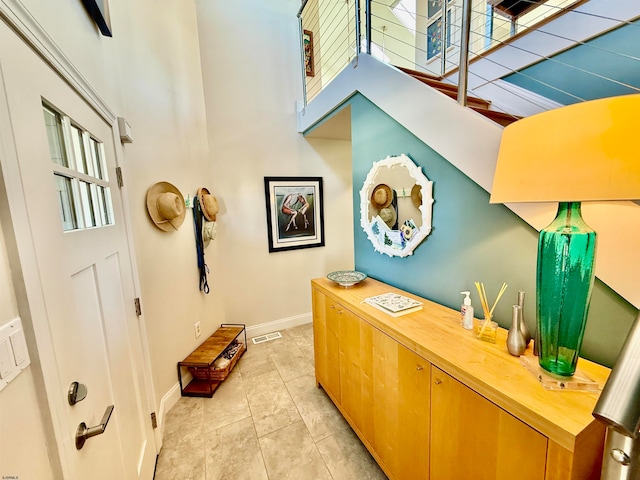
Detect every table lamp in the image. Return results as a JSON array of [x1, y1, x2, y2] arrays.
[[490, 94, 640, 377]]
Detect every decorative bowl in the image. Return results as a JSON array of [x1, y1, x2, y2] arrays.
[[327, 270, 367, 287]]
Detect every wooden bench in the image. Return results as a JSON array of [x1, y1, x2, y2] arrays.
[[177, 324, 246, 397]]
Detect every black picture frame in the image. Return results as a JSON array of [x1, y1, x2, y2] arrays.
[[264, 177, 324, 252], [81, 0, 112, 37]]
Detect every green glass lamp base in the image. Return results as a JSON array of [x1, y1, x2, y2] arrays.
[[536, 202, 596, 377]]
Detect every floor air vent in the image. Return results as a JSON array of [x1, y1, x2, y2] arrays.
[[251, 331, 282, 345]]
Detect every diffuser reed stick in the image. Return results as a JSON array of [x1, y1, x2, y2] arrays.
[[475, 282, 508, 338], [490, 282, 508, 317]]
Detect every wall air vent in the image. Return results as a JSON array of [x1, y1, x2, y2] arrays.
[[251, 332, 282, 344]]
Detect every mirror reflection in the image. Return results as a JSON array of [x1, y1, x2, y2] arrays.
[[359, 154, 433, 257]]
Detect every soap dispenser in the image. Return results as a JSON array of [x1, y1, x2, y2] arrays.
[[460, 291, 474, 330]]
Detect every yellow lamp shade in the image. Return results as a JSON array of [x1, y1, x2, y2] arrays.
[[490, 94, 640, 204]]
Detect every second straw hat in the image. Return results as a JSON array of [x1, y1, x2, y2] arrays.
[[197, 187, 220, 222]]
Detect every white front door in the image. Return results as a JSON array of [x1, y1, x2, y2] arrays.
[[0, 22, 156, 480]]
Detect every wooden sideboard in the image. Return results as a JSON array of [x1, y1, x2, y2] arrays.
[[311, 277, 610, 480]]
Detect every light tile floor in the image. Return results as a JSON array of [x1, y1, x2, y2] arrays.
[[154, 323, 388, 480]]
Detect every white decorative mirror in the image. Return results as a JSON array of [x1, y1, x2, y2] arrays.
[[359, 154, 434, 257]]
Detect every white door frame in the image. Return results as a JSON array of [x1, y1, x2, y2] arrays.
[[0, 0, 160, 475]]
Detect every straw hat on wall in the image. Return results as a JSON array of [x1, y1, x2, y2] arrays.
[[371, 184, 393, 210], [146, 181, 186, 232], [197, 187, 219, 222]]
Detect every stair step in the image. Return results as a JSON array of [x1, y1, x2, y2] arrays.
[[470, 107, 520, 127], [396, 66, 442, 82], [397, 66, 490, 109], [396, 65, 521, 126]]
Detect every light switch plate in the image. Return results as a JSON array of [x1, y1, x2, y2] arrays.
[[9, 330, 28, 366], [0, 317, 31, 392], [0, 339, 14, 379]]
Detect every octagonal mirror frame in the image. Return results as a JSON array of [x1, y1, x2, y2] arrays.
[[359, 154, 434, 258]]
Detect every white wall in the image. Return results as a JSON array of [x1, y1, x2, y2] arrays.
[[111, 0, 216, 414], [1, 0, 214, 476], [0, 220, 54, 479], [0, 0, 353, 476], [195, 0, 354, 336]]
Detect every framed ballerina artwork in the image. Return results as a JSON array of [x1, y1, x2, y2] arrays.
[[264, 177, 324, 252]]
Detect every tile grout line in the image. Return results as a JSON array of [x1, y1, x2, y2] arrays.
[[197, 397, 206, 480], [247, 402, 271, 480], [243, 339, 306, 479], [260, 332, 335, 479], [280, 349, 338, 480]]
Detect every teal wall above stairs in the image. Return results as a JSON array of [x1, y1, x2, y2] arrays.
[[502, 19, 640, 105], [348, 93, 636, 369]]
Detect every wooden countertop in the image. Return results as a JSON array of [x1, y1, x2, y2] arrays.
[[312, 277, 610, 453]]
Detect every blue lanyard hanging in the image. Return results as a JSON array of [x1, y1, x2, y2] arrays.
[[192, 197, 209, 294]]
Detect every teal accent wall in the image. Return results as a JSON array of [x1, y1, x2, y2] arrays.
[[502, 19, 640, 105], [349, 94, 636, 368]]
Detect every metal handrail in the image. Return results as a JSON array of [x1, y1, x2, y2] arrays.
[[297, 0, 640, 112], [457, 0, 472, 106], [297, 0, 309, 19]]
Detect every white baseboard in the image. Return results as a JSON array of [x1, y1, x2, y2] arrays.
[[245, 312, 312, 339], [155, 382, 182, 447]]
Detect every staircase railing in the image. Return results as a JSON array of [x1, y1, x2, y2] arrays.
[[298, 0, 362, 105], [298, 0, 640, 115]]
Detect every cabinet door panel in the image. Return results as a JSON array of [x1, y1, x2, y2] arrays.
[[373, 328, 430, 480], [430, 366, 547, 480], [339, 308, 374, 441], [372, 328, 399, 472], [395, 341, 430, 480], [312, 290, 341, 402]]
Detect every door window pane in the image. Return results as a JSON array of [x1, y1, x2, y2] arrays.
[[90, 137, 106, 180], [55, 174, 78, 231], [80, 180, 97, 227], [70, 125, 89, 174], [98, 186, 113, 226], [43, 107, 68, 167]]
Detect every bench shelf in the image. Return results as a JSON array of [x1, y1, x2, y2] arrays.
[[177, 323, 246, 397]]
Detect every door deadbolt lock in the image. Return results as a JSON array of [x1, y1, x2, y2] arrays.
[[75, 405, 114, 450], [68, 381, 88, 405]]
